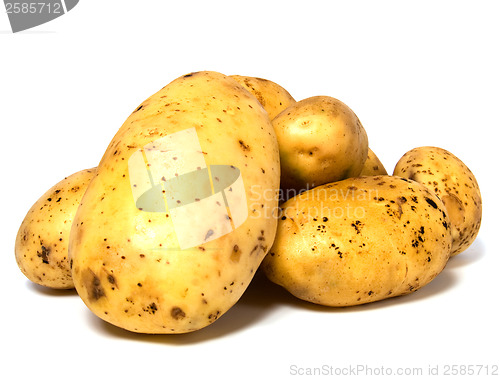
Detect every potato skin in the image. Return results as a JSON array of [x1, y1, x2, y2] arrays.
[[273, 96, 368, 195], [393, 147, 481, 256], [15, 168, 96, 289], [229, 75, 295, 120], [359, 148, 388, 176], [262, 176, 452, 307], [69, 72, 280, 334]]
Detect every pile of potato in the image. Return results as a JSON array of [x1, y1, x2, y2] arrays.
[[15, 71, 482, 334]]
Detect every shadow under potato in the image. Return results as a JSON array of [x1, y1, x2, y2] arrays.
[[41, 237, 485, 342], [26, 281, 77, 297], [445, 238, 485, 270], [85, 257, 461, 343]]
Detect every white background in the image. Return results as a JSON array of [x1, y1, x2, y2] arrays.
[[1, 1, 499, 378]]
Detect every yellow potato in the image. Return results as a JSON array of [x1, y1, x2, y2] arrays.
[[273, 96, 368, 195], [69, 71, 280, 334], [15, 168, 96, 289], [359, 148, 388, 176], [393, 146, 481, 255], [262, 175, 452, 306], [229, 75, 295, 120]]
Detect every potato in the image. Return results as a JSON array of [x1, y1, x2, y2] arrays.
[[262, 175, 452, 306], [273, 96, 368, 196], [393, 146, 481, 256], [69, 71, 280, 334], [15, 168, 96, 289], [229, 75, 295, 120], [359, 148, 388, 176]]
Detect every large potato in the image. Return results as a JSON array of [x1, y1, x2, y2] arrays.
[[15, 168, 96, 289], [273, 96, 368, 196], [229, 75, 295, 120], [262, 176, 452, 307], [69, 71, 280, 334], [393, 146, 481, 256], [359, 148, 388, 176]]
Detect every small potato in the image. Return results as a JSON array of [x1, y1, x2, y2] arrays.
[[262, 176, 452, 307], [273, 96, 368, 195], [359, 148, 388, 176], [393, 146, 482, 256], [230, 75, 295, 120], [15, 168, 96, 289]]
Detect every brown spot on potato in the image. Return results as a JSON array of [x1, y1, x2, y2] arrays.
[[425, 197, 438, 209], [231, 245, 242, 263], [351, 220, 362, 234], [37, 245, 50, 264], [208, 310, 221, 322], [171, 307, 186, 320], [150, 303, 158, 313], [82, 269, 105, 302], [394, 197, 406, 219], [238, 140, 250, 151]]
